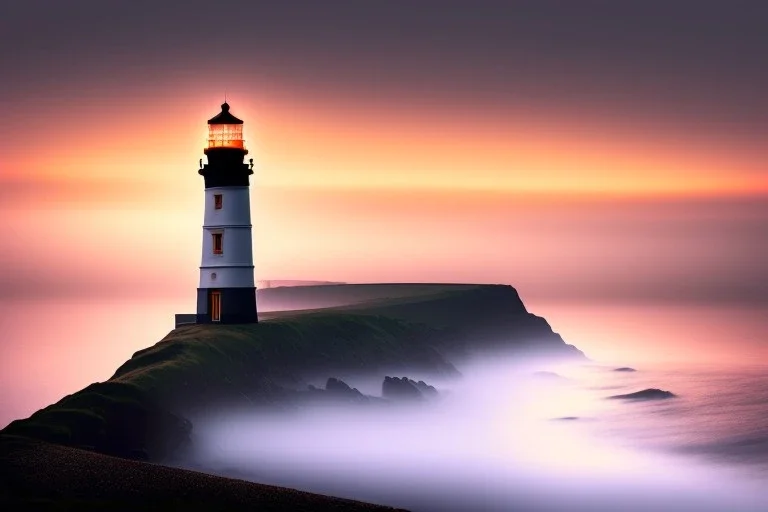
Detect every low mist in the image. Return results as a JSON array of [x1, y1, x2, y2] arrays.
[[182, 357, 766, 512]]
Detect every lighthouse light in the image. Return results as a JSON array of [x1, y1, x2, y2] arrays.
[[208, 124, 244, 149]]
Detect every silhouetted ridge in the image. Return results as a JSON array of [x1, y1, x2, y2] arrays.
[[340, 285, 583, 359]]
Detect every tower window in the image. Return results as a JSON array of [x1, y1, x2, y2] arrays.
[[212, 232, 223, 254], [214, 194, 223, 209]]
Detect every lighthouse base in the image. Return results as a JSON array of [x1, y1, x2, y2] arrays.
[[195, 287, 259, 324]]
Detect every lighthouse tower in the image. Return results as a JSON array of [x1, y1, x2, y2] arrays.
[[195, 102, 258, 324]]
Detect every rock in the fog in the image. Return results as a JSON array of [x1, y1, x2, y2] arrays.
[[608, 388, 676, 401], [382, 376, 438, 400], [324, 378, 368, 402]]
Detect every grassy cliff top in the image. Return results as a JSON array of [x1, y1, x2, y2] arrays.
[[112, 312, 458, 395]]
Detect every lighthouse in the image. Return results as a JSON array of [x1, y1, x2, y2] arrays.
[[190, 102, 258, 324]]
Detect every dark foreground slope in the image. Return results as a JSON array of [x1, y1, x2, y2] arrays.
[[0, 436, 405, 511]]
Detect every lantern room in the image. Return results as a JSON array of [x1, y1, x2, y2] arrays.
[[205, 102, 247, 152]]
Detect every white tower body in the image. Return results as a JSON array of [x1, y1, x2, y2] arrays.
[[199, 186, 255, 289]]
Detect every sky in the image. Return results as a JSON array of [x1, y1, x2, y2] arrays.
[[0, 1, 766, 419], [2, 1, 767, 303]]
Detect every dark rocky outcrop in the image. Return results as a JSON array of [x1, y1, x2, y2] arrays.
[[614, 367, 637, 372], [325, 378, 359, 395], [412, 380, 438, 398], [382, 377, 422, 400], [608, 388, 676, 401], [382, 377, 438, 401], [323, 378, 368, 403]]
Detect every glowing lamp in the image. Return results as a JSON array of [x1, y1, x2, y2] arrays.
[[205, 102, 247, 152]]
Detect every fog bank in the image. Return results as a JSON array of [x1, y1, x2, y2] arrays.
[[183, 358, 767, 511]]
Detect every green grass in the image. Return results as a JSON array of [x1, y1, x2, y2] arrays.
[[2, 380, 190, 460], [111, 313, 456, 400]]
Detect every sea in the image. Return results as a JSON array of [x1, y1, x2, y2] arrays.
[[2, 298, 768, 511], [182, 359, 768, 512]]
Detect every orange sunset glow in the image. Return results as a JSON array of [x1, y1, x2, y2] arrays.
[[6, 90, 768, 198]]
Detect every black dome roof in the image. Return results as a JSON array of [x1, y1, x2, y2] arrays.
[[207, 103, 244, 125]]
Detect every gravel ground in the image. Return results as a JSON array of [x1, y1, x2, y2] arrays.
[[0, 436, 407, 511]]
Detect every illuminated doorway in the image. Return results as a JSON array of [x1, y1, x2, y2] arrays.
[[209, 290, 221, 322]]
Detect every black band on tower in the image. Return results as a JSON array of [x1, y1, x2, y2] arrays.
[[199, 148, 253, 188]]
